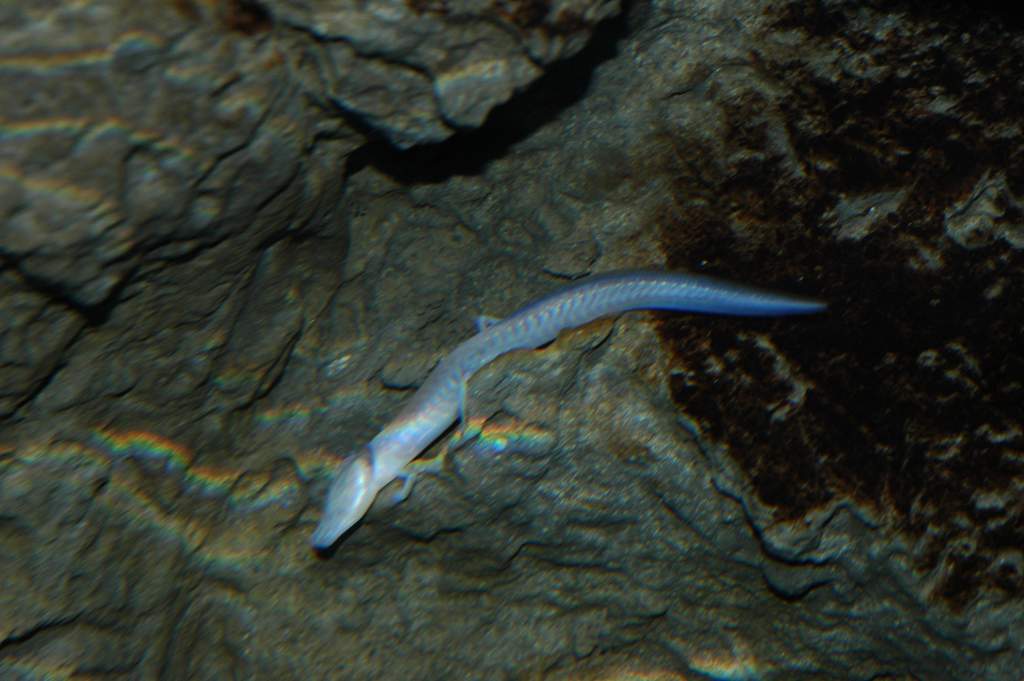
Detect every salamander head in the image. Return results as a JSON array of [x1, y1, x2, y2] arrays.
[[311, 446, 377, 551]]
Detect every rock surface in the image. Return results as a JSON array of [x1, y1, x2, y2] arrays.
[[1, 0, 1022, 679]]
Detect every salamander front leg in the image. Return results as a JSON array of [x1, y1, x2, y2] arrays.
[[457, 373, 468, 426], [454, 372, 484, 449], [475, 315, 500, 332], [382, 454, 447, 507]]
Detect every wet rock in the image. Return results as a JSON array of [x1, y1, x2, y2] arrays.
[[2, 0, 1022, 680]]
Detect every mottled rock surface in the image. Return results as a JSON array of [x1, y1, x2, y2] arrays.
[[1, 0, 1022, 680]]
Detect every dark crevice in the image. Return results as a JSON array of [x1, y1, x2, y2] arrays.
[[342, 10, 629, 185], [1, 253, 136, 328], [221, 0, 273, 35], [0, 612, 84, 652]]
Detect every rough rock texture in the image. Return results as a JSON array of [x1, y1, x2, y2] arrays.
[[0, 0, 359, 421], [273, 0, 621, 146], [2, 0, 1022, 680]]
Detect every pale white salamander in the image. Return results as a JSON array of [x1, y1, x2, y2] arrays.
[[311, 269, 825, 549]]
